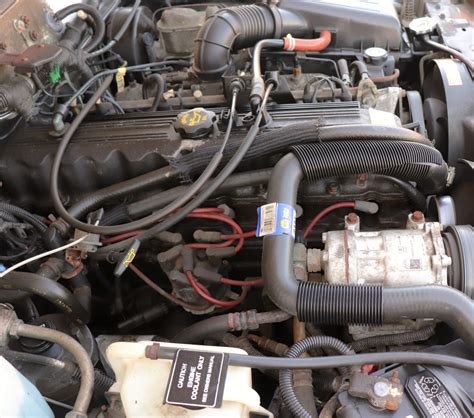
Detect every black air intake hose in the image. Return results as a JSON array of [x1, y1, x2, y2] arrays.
[[291, 140, 448, 195], [193, 4, 308, 79], [297, 283, 383, 325], [262, 146, 474, 351], [172, 123, 433, 180]]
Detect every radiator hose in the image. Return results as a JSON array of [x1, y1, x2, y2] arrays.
[[262, 141, 474, 351]]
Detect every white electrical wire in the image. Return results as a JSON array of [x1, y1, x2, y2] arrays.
[[0, 234, 88, 278]]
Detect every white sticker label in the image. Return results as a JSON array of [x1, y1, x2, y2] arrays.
[[258, 203, 277, 237], [257, 203, 296, 238]]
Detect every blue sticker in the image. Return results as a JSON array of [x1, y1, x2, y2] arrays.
[[257, 203, 296, 238]]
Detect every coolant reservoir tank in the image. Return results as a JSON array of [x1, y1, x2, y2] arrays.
[[106, 341, 272, 417], [0, 356, 54, 417]]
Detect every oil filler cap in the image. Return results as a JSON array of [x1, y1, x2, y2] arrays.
[[174, 108, 215, 138]]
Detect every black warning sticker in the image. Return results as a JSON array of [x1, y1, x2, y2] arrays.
[[406, 371, 464, 418], [164, 349, 229, 409]]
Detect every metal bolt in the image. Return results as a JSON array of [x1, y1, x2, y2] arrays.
[[193, 89, 203, 101], [292, 65, 302, 77], [346, 212, 359, 224], [390, 370, 401, 384], [327, 183, 338, 194], [373, 381, 390, 397], [20, 15, 30, 25], [412, 211, 425, 223], [29, 30, 39, 41]]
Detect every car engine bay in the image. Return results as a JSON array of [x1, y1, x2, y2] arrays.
[[0, 0, 473, 417]]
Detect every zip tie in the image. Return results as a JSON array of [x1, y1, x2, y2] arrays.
[[284, 34, 296, 51]]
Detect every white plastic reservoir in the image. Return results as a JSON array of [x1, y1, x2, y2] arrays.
[[0, 356, 54, 418], [107, 341, 273, 417]]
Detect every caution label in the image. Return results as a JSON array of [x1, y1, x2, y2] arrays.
[[164, 349, 229, 409]]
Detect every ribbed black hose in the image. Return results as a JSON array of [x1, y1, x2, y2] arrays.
[[93, 369, 115, 393], [279, 336, 354, 418], [292, 140, 447, 194], [172, 310, 291, 344], [297, 283, 383, 326], [351, 324, 436, 352], [0, 210, 18, 223], [262, 149, 474, 351], [0, 272, 89, 324], [297, 280, 474, 352], [193, 5, 307, 79], [0, 202, 47, 232], [262, 147, 445, 317], [172, 123, 433, 180], [55, 3, 105, 52]]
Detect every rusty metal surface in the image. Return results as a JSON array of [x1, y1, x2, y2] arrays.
[[0, 43, 61, 73], [0, 0, 59, 82]]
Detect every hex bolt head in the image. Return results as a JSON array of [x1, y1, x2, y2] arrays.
[[373, 381, 390, 397], [327, 183, 338, 194], [412, 211, 425, 223], [346, 212, 359, 224], [29, 30, 39, 41], [193, 90, 203, 100], [20, 15, 30, 25]]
